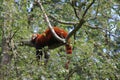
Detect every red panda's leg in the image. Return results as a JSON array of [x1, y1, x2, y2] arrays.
[[44, 51, 50, 65], [36, 49, 43, 62]]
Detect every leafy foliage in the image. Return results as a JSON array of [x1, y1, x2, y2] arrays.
[[0, 0, 120, 80]]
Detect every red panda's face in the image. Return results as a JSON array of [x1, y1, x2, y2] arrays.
[[31, 34, 37, 40]]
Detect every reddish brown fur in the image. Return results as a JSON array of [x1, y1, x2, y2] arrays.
[[31, 27, 72, 54]]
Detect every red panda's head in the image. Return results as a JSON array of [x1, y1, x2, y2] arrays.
[[32, 34, 37, 40], [31, 34, 38, 44]]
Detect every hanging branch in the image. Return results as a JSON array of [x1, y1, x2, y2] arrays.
[[35, 0, 65, 43]]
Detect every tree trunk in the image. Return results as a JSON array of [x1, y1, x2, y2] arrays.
[[0, 1, 15, 79], [1, 37, 13, 65], [0, 36, 14, 79]]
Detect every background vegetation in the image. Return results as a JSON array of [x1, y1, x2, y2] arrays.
[[0, 0, 120, 80]]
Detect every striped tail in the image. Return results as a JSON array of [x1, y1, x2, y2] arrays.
[[65, 44, 72, 54]]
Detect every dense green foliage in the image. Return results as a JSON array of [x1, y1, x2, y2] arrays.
[[0, 0, 120, 80]]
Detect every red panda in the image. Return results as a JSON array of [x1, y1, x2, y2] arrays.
[[31, 27, 72, 68]]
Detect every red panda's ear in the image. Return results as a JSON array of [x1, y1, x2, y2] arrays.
[[32, 34, 37, 40]]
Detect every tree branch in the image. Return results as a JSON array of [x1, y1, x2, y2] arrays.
[[70, 0, 80, 19], [35, 0, 66, 43], [65, 69, 75, 80], [66, 0, 95, 41], [19, 40, 34, 47], [9, 28, 20, 41], [65, 19, 85, 41], [19, 39, 65, 50], [49, 14, 79, 25], [82, 0, 95, 18]]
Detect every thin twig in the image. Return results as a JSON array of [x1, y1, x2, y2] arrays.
[[73, 6, 80, 19], [85, 24, 118, 39], [9, 28, 20, 41], [49, 14, 79, 25], [65, 69, 76, 80], [95, 0, 100, 17], [82, 0, 95, 18], [70, 0, 80, 19]]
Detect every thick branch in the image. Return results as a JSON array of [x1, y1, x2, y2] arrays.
[[35, 0, 65, 43], [65, 19, 85, 41], [19, 40, 34, 47], [19, 39, 65, 49]]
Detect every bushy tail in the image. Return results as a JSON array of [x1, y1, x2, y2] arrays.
[[65, 44, 72, 54]]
